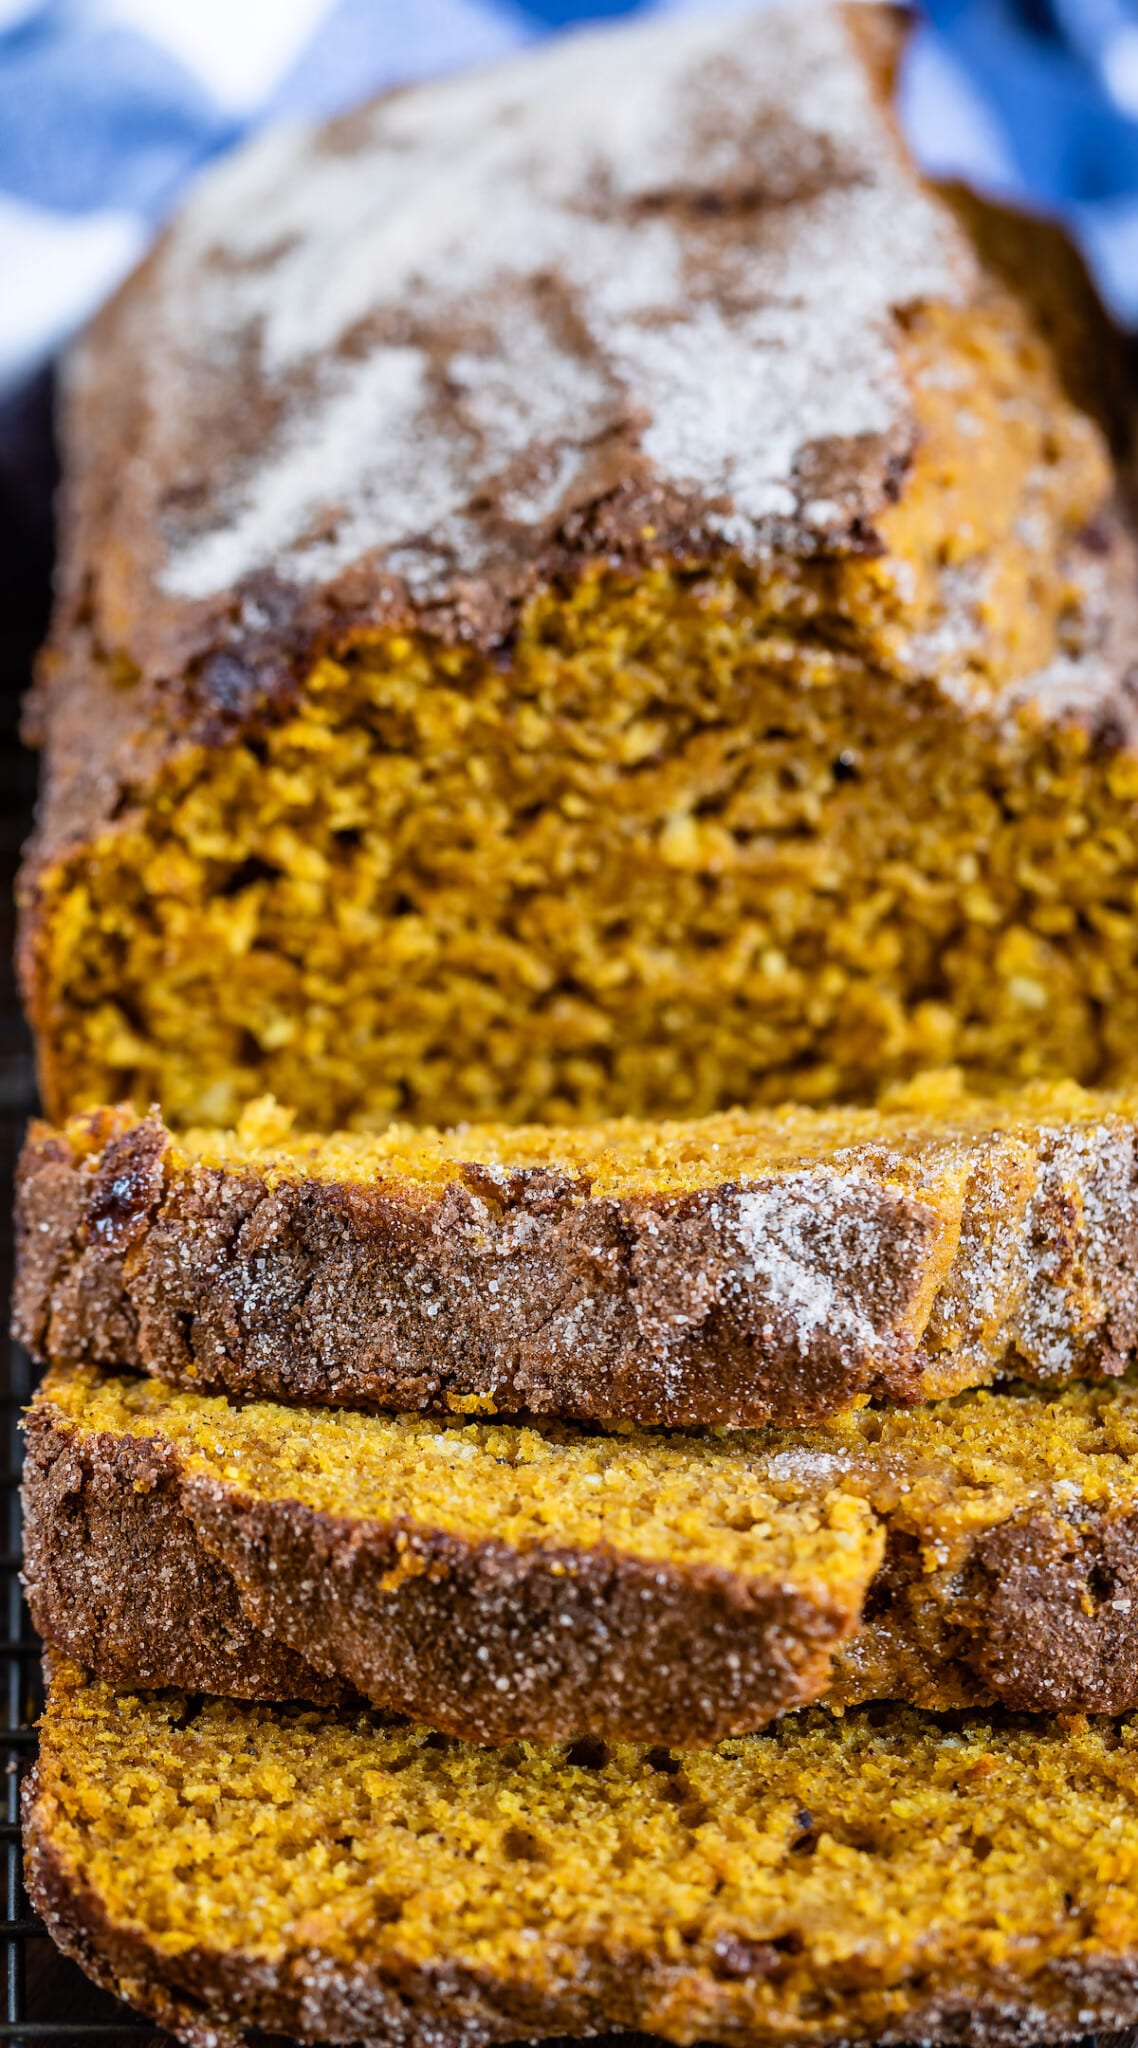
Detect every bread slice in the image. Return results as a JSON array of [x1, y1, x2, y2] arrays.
[[16, 1076, 1138, 1427], [26, 1358, 1138, 1743], [26, 1659, 1138, 2048], [23, 1363, 878, 1746], [18, 3, 1138, 1139]]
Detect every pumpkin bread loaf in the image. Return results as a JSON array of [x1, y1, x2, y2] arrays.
[[27, 1359, 1138, 1743], [18, 2, 1138, 1135], [17, 1076, 1138, 1428], [28, 1659, 1138, 2048], [22, 7, 1138, 2042]]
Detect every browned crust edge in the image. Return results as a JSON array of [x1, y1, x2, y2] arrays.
[[26, 1374, 1138, 1736], [24, 1767, 1138, 2048], [15, 1105, 1138, 1429], [10, 1110, 947, 1428], [841, 1503, 1138, 1720], [21, 1809, 598, 2048], [20, 1400, 856, 1748], [19, 1402, 348, 1713]]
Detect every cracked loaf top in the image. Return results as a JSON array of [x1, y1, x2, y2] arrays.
[[50, 1, 995, 686]]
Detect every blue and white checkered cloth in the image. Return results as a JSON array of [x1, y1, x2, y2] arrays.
[[1, 0, 1137, 396]]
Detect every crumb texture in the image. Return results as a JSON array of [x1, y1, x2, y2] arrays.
[[25, 1662, 1138, 2048]]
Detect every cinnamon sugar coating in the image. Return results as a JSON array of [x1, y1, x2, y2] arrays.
[[23, 1362, 880, 1747], [15, 1078, 1138, 1429]]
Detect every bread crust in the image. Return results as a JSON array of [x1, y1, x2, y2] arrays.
[[16, 6, 1123, 719], [20, 1402, 349, 1712], [22, 1399, 855, 1746], [15, 1101, 1138, 1428]]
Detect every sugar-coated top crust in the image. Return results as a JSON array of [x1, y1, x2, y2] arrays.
[[55, 1, 970, 686], [16, 1087, 1138, 1429]]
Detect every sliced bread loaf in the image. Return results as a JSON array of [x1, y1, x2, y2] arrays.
[[19, 2, 1138, 1137]]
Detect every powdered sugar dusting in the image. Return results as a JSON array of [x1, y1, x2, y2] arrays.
[[760, 1445, 852, 1483], [130, 1, 972, 606], [1011, 1120, 1138, 1378], [703, 1164, 939, 1368], [728, 1177, 882, 1353]]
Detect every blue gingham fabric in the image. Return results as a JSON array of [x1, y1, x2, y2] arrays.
[[0, 0, 1136, 397]]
